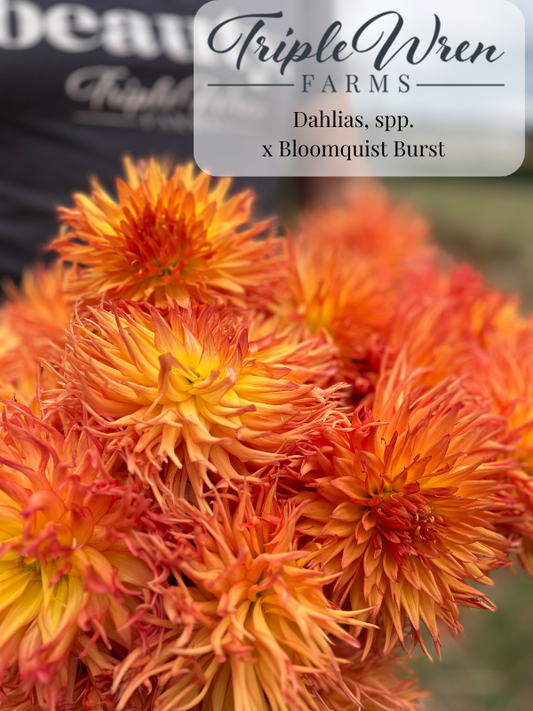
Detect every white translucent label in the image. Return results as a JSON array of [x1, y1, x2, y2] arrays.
[[194, 0, 525, 177]]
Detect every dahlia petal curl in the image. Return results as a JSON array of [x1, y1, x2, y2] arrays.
[[51, 300, 338, 508], [0, 403, 154, 707], [51, 157, 285, 310], [289, 364, 512, 658], [113, 489, 374, 711]]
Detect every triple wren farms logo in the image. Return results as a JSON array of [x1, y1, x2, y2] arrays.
[[193, 0, 524, 177]]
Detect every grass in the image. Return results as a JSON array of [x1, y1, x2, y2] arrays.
[[410, 569, 533, 711]]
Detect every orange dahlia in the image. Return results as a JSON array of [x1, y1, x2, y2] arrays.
[[322, 645, 424, 711], [51, 158, 283, 309], [295, 184, 432, 273], [382, 265, 523, 392], [274, 186, 434, 386], [467, 324, 533, 573], [373, 268, 533, 571], [1, 263, 72, 357], [0, 263, 71, 407], [0, 319, 23, 402], [278, 237, 392, 382], [0, 634, 152, 711], [0, 403, 153, 707], [292, 364, 510, 656], [57, 300, 336, 505], [334, 263, 524, 408], [114, 489, 370, 711]]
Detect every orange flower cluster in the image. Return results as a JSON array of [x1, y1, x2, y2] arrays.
[[0, 158, 529, 710]]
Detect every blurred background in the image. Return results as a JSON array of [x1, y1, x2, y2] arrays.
[[410, 568, 533, 711]]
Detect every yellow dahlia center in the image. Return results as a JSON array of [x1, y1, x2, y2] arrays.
[[10, 553, 73, 591], [167, 343, 241, 406]]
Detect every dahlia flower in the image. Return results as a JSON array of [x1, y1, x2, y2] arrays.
[[0, 320, 24, 402], [52, 158, 283, 309], [0, 403, 153, 707], [1, 263, 72, 356], [296, 185, 432, 271], [275, 187, 434, 386], [58, 300, 336, 504], [292, 364, 510, 656], [279, 237, 392, 383], [381, 265, 523, 393], [375, 268, 533, 571], [114, 490, 370, 711], [468, 325, 533, 573], [320, 644, 424, 711], [4, 155, 529, 711], [0, 634, 150, 711], [0, 264, 71, 407]]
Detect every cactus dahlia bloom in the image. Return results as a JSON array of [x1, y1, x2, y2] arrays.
[[296, 185, 431, 272], [0, 634, 151, 711], [332, 265, 523, 406], [275, 185, 433, 383], [51, 158, 283, 309], [115, 491, 369, 711], [293, 365, 510, 656], [0, 320, 24, 401], [0, 264, 72, 407], [59, 300, 336, 504], [1, 263, 72, 359], [0, 404, 153, 707], [279, 237, 393, 382], [470, 326, 533, 573], [383, 266, 524, 392]]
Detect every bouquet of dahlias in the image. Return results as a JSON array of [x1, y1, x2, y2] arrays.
[[0, 158, 531, 711]]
